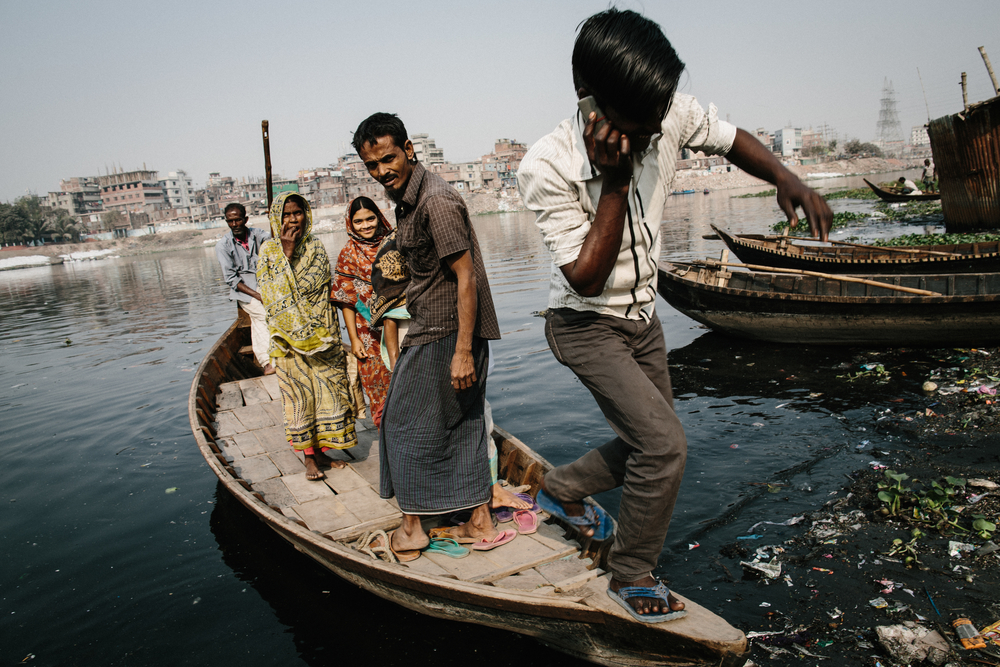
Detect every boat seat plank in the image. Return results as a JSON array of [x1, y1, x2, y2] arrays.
[[217, 437, 243, 463], [270, 449, 306, 476], [238, 344, 254, 356], [536, 556, 596, 587], [252, 478, 297, 508], [232, 455, 281, 485], [260, 374, 281, 401], [493, 569, 550, 591], [290, 496, 360, 534], [215, 411, 247, 436], [333, 486, 399, 523], [322, 465, 370, 493], [255, 425, 288, 453], [261, 400, 283, 424], [232, 431, 265, 457], [326, 515, 403, 543], [232, 404, 276, 431], [238, 378, 272, 406], [216, 383, 244, 411], [282, 472, 337, 504]]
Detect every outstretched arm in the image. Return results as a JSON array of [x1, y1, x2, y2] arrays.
[[725, 128, 833, 241]]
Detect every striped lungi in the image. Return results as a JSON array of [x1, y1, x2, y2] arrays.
[[379, 333, 491, 515]]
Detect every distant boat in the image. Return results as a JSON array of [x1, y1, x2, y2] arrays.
[[863, 179, 940, 203], [703, 189, 710, 195], [671, 189, 696, 195], [711, 224, 1000, 274], [189, 311, 751, 667], [657, 261, 1000, 345]]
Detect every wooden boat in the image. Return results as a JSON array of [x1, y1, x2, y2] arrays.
[[712, 224, 1000, 274], [657, 261, 1000, 345], [188, 311, 749, 667], [863, 178, 940, 203], [671, 189, 697, 195]]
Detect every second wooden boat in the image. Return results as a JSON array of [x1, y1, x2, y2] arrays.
[[188, 312, 749, 666], [712, 224, 1000, 274], [657, 261, 1000, 345], [863, 178, 940, 203]]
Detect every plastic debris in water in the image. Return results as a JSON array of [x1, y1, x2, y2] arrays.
[[165, 487, 178, 494], [737, 534, 764, 540], [869, 597, 888, 608], [688, 542, 700, 550], [729, 443, 739, 449]]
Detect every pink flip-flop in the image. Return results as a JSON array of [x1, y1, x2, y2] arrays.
[[513, 509, 538, 535], [471, 529, 517, 551]]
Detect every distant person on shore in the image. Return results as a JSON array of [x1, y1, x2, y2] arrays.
[[352, 112, 515, 560], [898, 177, 922, 195], [256, 192, 357, 481], [922, 159, 936, 192], [517, 8, 832, 623], [332, 197, 394, 427], [216, 202, 274, 375]]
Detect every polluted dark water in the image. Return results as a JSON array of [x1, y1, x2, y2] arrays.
[[1, 172, 941, 665]]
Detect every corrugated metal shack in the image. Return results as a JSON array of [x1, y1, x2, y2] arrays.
[[928, 95, 1000, 232]]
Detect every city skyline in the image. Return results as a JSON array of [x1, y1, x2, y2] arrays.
[[3, 0, 999, 202]]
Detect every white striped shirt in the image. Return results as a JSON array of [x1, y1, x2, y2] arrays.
[[517, 93, 736, 321]]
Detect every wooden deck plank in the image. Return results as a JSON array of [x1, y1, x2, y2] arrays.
[[232, 431, 265, 457], [291, 497, 359, 534], [282, 472, 336, 504], [536, 556, 599, 589], [397, 551, 453, 577], [216, 383, 244, 410], [349, 450, 381, 487], [232, 404, 276, 430], [269, 449, 306, 476], [334, 486, 399, 523], [232, 455, 280, 484], [260, 374, 281, 401], [217, 437, 243, 463], [326, 515, 403, 543], [493, 569, 550, 591], [238, 378, 271, 406], [469, 532, 578, 584], [252, 478, 297, 508], [261, 400, 283, 424], [256, 425, 288, 453], [323, 465, 370, 493], [531, 519, 580, 551], [215, 411, 247, 437]]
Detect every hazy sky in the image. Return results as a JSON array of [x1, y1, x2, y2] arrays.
[[3, 0, 999, 202]]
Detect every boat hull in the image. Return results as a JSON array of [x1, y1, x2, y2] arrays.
[[658, 263, 1000, 345], [863, 178, 940, 202], [189, 312, 749, 667]]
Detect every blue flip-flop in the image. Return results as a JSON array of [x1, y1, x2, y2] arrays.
[[423, 537, 470, 559], [536, 488, 613, 540], [607, 580, 687, 623]]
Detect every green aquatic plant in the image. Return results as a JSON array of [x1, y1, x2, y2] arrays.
[[877, 470, 911, 515], [972, 515, 996, 540], [823, 187, 879, 201], [872, 201, 943, 221], [874, 232, 1000, 247], [733, 188, 776, 199], [772, 211, 867, 233]]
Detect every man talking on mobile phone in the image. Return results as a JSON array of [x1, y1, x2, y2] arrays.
[[517, 8, 832, 623]]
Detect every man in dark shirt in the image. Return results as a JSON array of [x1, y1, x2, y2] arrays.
[[353, 112, 507, 558], [215, 203, 274, 375]]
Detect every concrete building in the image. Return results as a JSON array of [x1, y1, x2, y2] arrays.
[[773, 127, 802, 157], [98, 169, 165, 216], [411, 133, 445, 165], [46, 176, 103, 228], [481, 138, 527, 193], [159, 170, 195, 208]]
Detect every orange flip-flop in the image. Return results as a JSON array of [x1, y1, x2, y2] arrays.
[[471, 529, 517, 551]]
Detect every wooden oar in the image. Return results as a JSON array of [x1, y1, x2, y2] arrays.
[[697, 260, 942, 296]]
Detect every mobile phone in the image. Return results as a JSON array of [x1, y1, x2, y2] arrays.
[[577, 96, 609, 134]]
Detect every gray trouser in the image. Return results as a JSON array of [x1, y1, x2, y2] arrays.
[[544, 308, 687, 581]]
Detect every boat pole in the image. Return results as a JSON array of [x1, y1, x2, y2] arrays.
[[262, 120, 273, 213], [979, 46, 1000, 96], [703, 261, 942, 296]]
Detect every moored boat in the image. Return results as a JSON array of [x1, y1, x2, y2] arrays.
[[657, 261, 1000, 345], [863, 178, 941, 203], [188, 311, 749, 667], [712, 224, 1000, 274]]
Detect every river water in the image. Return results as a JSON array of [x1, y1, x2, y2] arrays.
[[1, 172, 934, 665]]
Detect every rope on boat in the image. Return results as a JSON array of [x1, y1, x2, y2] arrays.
[[354, 530, 398, 564]]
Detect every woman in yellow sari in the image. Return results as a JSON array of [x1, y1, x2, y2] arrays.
[[256, 192, 357, 480]]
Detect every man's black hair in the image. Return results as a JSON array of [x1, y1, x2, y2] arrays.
[[352, 112, 412, 157], [572, 8, 685, 123], [224, 202, 246, 217]]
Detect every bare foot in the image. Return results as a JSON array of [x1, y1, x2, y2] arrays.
[[448, 503, 498, 543], [304, 455, 326, 481], [540, 477, 595, 537], [313, 452, 348, 470], [491, 483, 531, 511], [263, 364, 276, 375], [392, 515, 430, 552], [610, 575, 685, 616]]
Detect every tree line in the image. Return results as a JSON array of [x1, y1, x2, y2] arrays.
[[0, 196, 82, 246]]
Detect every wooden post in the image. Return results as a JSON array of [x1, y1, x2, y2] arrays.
[[961, 72, 969, 112], [979, 46, 1000, 96], [262, 120, 273, 213]]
